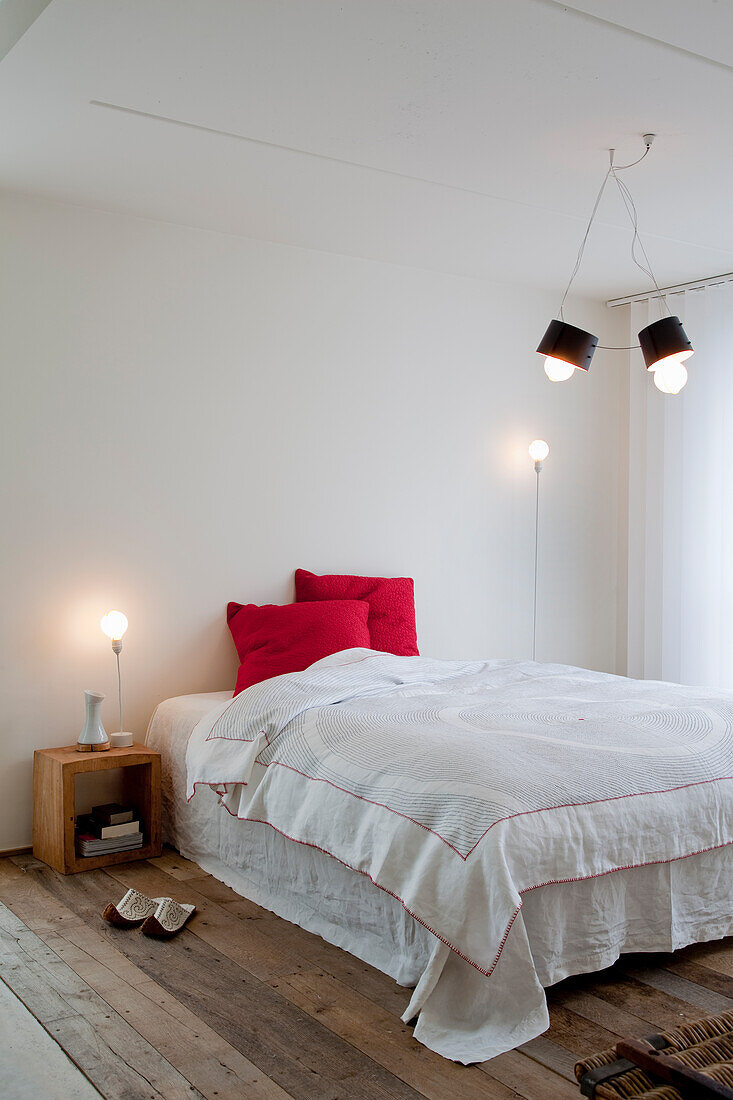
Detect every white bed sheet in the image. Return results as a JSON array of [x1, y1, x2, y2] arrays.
[[148, 690, 733, 1063]]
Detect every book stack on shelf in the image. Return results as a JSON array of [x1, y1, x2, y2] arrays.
[[75, 802, 144, 857]]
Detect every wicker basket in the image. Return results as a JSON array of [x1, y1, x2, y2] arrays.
[[575, 1009, 733, 1098]]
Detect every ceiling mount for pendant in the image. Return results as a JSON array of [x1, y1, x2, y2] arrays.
[[537, 134, 694, 395]]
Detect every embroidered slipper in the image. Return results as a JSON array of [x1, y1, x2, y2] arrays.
[[140, 897, 196, 937], [102, 888, 167, 928]]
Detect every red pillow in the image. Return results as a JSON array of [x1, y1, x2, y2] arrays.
[[227, 599, 371, 695], [295, 569, 419, 656]]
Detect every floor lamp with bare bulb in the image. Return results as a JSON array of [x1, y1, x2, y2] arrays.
[[528, 440, 549, 661]]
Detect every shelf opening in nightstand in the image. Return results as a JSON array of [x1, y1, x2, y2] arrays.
[[73, 762, 154, 856]]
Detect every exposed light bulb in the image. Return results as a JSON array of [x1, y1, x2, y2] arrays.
[[544, 356, 575, 382], [653, 360, 688, 395], [100, 610, 128, 641], [528, 439, 550, 463]]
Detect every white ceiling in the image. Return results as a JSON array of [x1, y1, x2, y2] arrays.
[[1, 0, 733, 299]]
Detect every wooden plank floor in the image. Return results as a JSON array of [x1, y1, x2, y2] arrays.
[[0, 850, 730, 1100]]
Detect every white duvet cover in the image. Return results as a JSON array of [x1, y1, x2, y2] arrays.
[[186, 649, 733, 1061]]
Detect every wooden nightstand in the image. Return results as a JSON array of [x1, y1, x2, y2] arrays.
[[33, 743, 162, 874]]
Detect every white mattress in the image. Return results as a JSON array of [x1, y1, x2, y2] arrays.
[[147, 690, 733, 1062]]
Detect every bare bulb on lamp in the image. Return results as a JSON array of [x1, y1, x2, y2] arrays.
[[100, 610, 134, 747], [100, 610, 128, 643], [653, 357, 689, 395], [528, 439, 550, 463], [544, 356, 575, 382]]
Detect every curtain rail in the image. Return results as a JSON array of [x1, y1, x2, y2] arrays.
[[606, 271, 733, 308]]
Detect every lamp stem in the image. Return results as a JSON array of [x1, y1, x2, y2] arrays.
[[532, 463, 541, 661], [114, 646, 123, 733]]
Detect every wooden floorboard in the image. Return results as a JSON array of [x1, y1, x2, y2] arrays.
[[665, 956, 733, 1000], [0, 851, 730, 1100], [0, 897, 200, 1100]]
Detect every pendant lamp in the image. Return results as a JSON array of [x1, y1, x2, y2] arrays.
[[537, 319, 598, 380], [537, 135, 694, 394], [638, 315, 693, 393]]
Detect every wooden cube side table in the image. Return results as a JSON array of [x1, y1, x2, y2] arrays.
[[33, 743, 162, 874]]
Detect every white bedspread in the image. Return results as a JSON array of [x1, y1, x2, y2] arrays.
[[186, 649, 733, 1061]]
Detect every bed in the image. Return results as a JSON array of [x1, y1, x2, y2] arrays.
[[146, 648, 733, 1063]]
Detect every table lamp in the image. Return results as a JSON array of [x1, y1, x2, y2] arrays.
[[100, 610, 134, 747]]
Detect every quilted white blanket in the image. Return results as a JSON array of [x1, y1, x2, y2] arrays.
[[186, 649, 733, 1060]]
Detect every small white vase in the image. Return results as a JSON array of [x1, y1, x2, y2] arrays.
[[77, 690, 110, 752]]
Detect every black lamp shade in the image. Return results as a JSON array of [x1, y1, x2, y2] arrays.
[[638, 315, 693, 371], [536, 319, 598, 372]]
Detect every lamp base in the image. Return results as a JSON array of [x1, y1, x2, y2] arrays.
[[110, 731, 134, 748], [76, 740, 111, 752]]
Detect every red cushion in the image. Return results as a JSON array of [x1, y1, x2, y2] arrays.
[[227, 599, 371, 695], [294, 569, 419, 656]]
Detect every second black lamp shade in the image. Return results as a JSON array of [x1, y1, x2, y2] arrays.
[[638, 315, 693, 371]]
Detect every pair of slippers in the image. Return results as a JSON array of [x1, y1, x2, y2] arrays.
[[102, 888, 195, 937]]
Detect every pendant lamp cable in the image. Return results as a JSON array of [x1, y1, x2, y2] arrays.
[[556, 137, 668, 329], [557, 166, 612, 321], [610, 166, 671, 316], [611, 143, 651, 171]]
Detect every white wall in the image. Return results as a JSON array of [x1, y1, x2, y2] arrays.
[[0, 190, 628, 849]]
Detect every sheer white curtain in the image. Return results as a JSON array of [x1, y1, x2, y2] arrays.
[[627, 282, 733, 688]]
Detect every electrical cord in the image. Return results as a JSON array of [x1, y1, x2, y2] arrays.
[[611, 167, 671, 315], [558, 165, 613, 321], [609, 144, 651, 171], [554, 137, 668, 325]]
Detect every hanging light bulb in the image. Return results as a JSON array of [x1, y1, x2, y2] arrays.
[[653, 358, 688, 395], [543, 356, 576, 382]]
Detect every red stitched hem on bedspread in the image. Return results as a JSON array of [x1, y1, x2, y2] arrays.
[[186, 779, 732, 982]]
